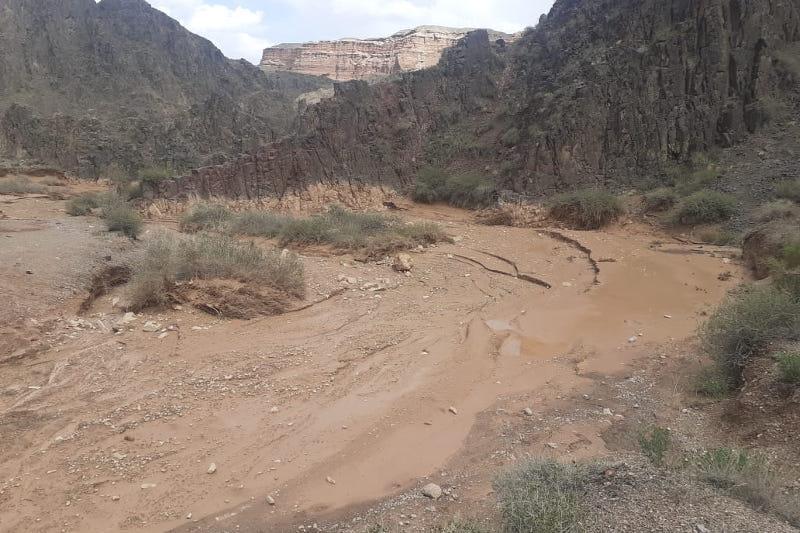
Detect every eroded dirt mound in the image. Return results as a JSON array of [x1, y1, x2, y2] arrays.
[[79, 265, 132, 313], [176, 279, 294, 319], [743, 220, 797, 279]]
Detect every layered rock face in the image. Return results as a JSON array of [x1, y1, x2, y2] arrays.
[[260, 26, 512, 81], [0, 0, 328, 177], [155, 0, 800, 200]]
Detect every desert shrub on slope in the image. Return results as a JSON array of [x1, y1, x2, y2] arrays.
[[0, 177, 46, 195], [548, 189, 623, 229], [413, 167, 496, 209], [65, 193, 100, 216], [671, 190, 735, 225], [776, 179, 800, 203], [179, 203, 234, 232]]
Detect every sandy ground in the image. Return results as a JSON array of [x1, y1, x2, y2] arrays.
[[0, 182, 763, 532]]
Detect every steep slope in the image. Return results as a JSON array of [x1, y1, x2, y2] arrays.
[[154, 0, 800, 199], [0, 0, 329, 177], [261, 26, 514, 81]]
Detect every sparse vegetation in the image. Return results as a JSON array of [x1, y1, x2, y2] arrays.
[[501, 127, 520, 147], [695, 366, 732, 398], [669, 156, 719, 196], [776, 179, 800, 203], [65, 193, 100, 216], [99, 193, 143, 238], [638, 426, 671, 466], [671, 190, 735, 225], [180, 203, 234, 233], [128, 231, 304, 310], [548, 189, 624, 230], [228, 210, 289, 238], [752, 199, 800, 223], [434, 519, 490, 533], [696, 448, 779, 512], [643, 187, 678, 213], [0, 176, 46, 195], [696, 227, 739, 246], [777, 351, 800, 384], [701, 285, 800, 384], [138, 166, 174, 183], [494, 460, 589, 533], [413, 167, 496, 209]]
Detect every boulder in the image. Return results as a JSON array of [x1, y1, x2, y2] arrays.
[[393, 253, 414, 272]]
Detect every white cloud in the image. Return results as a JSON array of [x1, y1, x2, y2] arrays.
[[152, 1, 271, 62]]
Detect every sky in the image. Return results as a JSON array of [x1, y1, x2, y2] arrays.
[[149, 0, 556, 63]]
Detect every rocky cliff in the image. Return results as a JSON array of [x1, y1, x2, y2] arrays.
[[155, 0, 800, 200], [260, 26, 513, 81], [0, 0, 329, 177]]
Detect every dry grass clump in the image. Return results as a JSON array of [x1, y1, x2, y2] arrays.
[[643, 187, 678, 213], [128, 231, 304, 311], [777, 351, 800, 384], [228, 210, 290, 237], [66, 193, 100, 216], [696, 448, 784, 515], [752, 199, 800, 223], [179, 202, 234, 232], [494, 460, 590, 533], [0, 176, 46, 195], [776, 179, 800, 203], [101, 194, 143, 239], [548, 189, 624, 230], [476, 203, 544, 227]]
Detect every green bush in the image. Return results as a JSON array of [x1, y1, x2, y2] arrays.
[[702, 286, 800, 383], [638, 426, 671, 466], [672, 190, 736, 225], [413, 167, 496, 209], [65, 193, 100, 216], [103, 203, 143, 239], [643, 187, 678, 213], [0, 177, 46, 195], [494, 460, 588, 533], [776, 179, 800, 203], [548, 189, 624, 229], [501, 127, 521, 147], [777, 351, 800, 384], [179, 203, 233, 233]]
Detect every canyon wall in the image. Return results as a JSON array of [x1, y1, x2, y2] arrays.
[[260, 26, 513, 81]]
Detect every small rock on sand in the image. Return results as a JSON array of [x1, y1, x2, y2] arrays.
[[142, 321, 161, 332], [448, 406, 458, 415], [207, 463, 217, 474], [267, 495, 276, 505], [393, 253, 414, 272], [326, 476, 336, 485], [421, 483, 442, 500], [523, 407, 533, 416]]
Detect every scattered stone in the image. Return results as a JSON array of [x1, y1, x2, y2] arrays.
[[267, 495, 276, 505], [270, 406, 279, 413], [448, 406, 458, 415], [523, 407, 533, 416], [695, 526, 710, 533], [546, 442, 559, 449], [142, 321, 161, 332], [112, 452, 127, 460], [326, 476, 336, 485], [421, 483, 442, 500], [561, 281, 573, 287], [602, 408, 613, 416], [207, 463, 217, 474], [158, 332, 169, 339], [141, 483, 156, 489], [392, 253, 414, 272], [627, 336, 637, 343], [123, 434, 135, 442], [117, 312, 137, 327], [111, 495, 120, 501]]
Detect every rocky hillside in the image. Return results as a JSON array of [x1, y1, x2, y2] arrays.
[[260, 26, 514, 81], [0, 0, 329, 177], [155, 0, 800, 199]]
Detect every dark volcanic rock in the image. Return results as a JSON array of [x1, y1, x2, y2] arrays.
[[0, 0, 329, 177], [152, 0, 800, 199]]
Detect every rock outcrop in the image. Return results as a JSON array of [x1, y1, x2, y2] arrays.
[[260, 26, 513, 81], [0, 0, 329, 177], [154, 0, 800, 200]]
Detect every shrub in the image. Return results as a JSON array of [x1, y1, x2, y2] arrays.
[[777, 351, 800, 384], [103, 203, 143, 239], [701, 286, 800, 384], [672, 190, 736, 225], [228, 211, 289, 238], [697, 448, 778, 511], [696, 227, 739, 246], [413, 167, 496, 209], [638, 426, 671, 466], [279, 217, 332, 246], [643, 187, 678, 213], [138, 166, 173, 183], [501, 127, 521, 147], [752, 199, 800, 223], [548, 189, 624, 230], [776, 179, 800, 203], [128, 232, 305, 310], [65, 193, 99, 216], [179, 203, 233, 233], [494, 460, 588, 533], [0, 177, 46, 195]]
